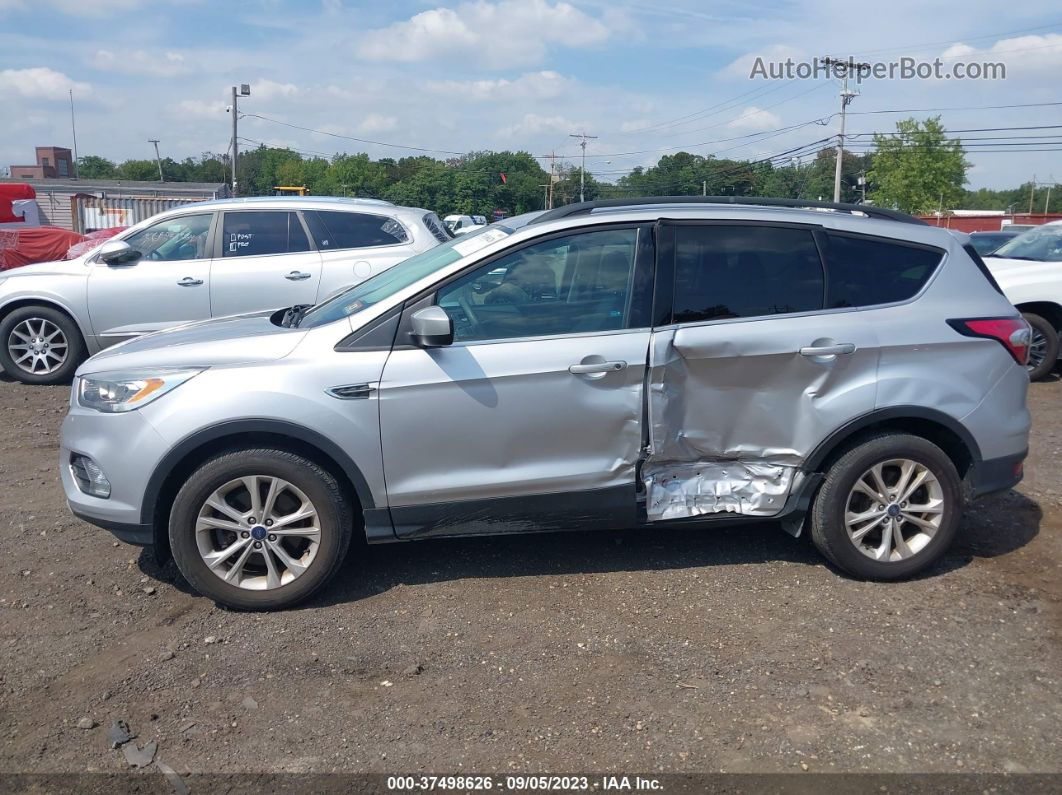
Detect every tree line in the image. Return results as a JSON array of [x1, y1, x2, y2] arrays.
[[73, 117, 1060, 217]]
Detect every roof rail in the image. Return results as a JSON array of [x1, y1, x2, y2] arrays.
[[529, 195, 927, 226]]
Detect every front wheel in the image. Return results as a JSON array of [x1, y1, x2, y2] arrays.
[[0, 305, 86, 385], [168, 449, 354, 610], [810, 434, 963, 580], [1023, 312, 1058, 381]]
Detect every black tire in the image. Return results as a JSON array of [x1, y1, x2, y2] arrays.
[[1022, 312, 1059, 381], [169, 448, 353, 610], [0, 305, 86, 385], [810, 433, 963, 581]]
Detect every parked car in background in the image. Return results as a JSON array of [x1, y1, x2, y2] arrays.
[[58, 197, 1029, 610], [0, 197, 450, 385], [968, 229, 1022, 256], [982, 219, 1062, 380], [444, 214, 486, 236]]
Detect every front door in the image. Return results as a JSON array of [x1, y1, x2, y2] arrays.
[[209, 210, 322, 317], [644, 221, 880, 521], [378, 225, 655, 537], [86, 211, 214, 343]]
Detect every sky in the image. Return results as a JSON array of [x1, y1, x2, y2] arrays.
[[0, 0, 1060, 193]]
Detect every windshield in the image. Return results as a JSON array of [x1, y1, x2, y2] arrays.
[[990, 224, 1062, 262], [298, 224, 514, 329]]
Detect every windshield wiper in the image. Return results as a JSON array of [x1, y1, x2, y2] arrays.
[[281, 304, 314, 328]]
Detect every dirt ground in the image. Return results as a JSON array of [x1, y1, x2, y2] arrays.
[[0, 372, 1059, 781]]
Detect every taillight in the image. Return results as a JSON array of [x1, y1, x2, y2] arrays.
[[947, 316, 1031, 366]]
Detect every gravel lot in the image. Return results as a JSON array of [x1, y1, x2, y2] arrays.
[[0, 373, 1058, 780]]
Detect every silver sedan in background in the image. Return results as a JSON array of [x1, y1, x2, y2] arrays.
[[0, 197, 451, 384]]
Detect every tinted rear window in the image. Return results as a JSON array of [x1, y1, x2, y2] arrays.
[[823, 232, 942, 308], [672, 225, 824, 323], [304, 210, 408, 249], [222, 211, 310, 257]]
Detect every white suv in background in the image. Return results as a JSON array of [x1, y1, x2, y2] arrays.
[[0, 197, 450, 385], [981, 220, 1062, 380]]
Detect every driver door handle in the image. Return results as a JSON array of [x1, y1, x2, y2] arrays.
[[177, 277, 203, 287], [569, 360, 627, 375], [799, 343, 855, 356], [285, 271, 312, 281]]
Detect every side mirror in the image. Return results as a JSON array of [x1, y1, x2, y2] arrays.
[[410, 306, 454, 347], [97, 239, 141, 266]]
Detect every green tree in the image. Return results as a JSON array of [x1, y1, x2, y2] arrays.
[[868, 117, 969, 214], [76, 155, 117, 179], [116, 159, 162, 181]]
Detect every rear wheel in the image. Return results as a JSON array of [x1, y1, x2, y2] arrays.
[[810, 433, 962, 580], [0, 305, 86, 385], [168, 449, 353, 610], [1022, 312, 1058, 381]]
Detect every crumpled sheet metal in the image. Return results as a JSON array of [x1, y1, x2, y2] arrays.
[[644, 460, 795, 520], [641, 325, 879, 520], [646, 328, 879, 469]]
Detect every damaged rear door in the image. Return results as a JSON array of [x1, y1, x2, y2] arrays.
[[644, 220, 879, 521]]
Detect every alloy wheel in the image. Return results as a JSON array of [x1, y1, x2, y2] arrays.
[[844, 458, 945, 562], [195, 475, 321, 590], [7, 318, 68, 375], [1027, 327, 1048, 373]]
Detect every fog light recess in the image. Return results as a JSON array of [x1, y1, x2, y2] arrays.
[[70, 454, 111, 499]]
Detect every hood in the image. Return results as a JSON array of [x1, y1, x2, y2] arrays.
[[0, 259, 87, 279], [78, 311, 307, 374]]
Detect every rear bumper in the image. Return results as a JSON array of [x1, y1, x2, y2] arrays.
[[968, 450, 1026, 498]]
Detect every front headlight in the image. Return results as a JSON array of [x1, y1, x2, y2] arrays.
[[77, 368, 204, 413]]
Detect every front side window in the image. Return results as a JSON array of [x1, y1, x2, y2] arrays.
[[221, 211, 310, 258], [437, 228, 638, 343], [824, 232, 942, 308], [304, 210, 409, 250], [672, 225, 824, 323], [122, 213, 212, 262]]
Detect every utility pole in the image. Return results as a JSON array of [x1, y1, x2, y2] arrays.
[[1029, 176, 1036, 215], [540, 184, 550, 210], [545, 150, 559, 209], [823, 57, 869, 203], [69, 89, 79, 179], [702, 180, 707, 196], [569, 132, 597, 203], [1045, 183, 1053, 215], [148, 139, 164, 181], [230, 84, 250, 196]]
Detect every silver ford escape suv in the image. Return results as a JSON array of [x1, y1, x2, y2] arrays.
[[59, 197, 1031, 610]]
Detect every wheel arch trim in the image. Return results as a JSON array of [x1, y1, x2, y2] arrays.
[[802, 406, 983, 474], [140, 418, 376, 528]]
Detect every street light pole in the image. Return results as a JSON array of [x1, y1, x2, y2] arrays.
[[148, 139, 163, 181], [230, 84, 250, 196], [569, 132, 598, 203]]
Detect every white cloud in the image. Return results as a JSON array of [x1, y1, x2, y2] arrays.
[[722, 44, 806, 80], [942, 33, 1062, 72], [252, 79, 298, 100], [496, 113, 583, 139], [428, 71, 572, 101], [356, 114, 398, 134], [358, 0, 612, 67], [0, 67, 90, 99], [176, 99, 227, 119], [725, 106, 782, 132], [91, 49, 189, 77]]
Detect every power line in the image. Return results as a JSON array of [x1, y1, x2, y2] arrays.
[[242, 113, 465, 156]]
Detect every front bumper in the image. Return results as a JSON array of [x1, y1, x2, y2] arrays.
[[60, 405, 170, 545]]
